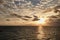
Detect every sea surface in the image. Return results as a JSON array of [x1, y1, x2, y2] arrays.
[[0, 26, 60, 40]]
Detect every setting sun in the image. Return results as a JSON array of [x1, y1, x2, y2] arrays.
[[38, 18, 47, 24]]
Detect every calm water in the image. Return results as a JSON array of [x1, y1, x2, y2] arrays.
[[0, 26, 60, 40]]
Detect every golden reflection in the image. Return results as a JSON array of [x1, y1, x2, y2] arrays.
[[37, 25, 45, 39]]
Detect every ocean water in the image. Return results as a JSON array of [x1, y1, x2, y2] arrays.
[[0, 26, 60, 40]]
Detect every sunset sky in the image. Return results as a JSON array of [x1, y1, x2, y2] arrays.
[[0, 0, 60, 26]]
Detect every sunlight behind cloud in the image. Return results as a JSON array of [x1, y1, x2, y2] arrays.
[[39, 18, 46, 24], [37, 17, 48, 25]]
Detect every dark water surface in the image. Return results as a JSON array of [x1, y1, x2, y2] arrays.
[[0, 26, 60, 40]]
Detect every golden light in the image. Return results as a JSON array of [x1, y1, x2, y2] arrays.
[[38, 18, 47, 24]]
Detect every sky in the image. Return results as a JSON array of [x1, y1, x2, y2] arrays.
[[0, 0, 60, 26]]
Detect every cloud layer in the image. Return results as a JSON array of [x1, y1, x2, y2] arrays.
[[0, 0, 60, 26]]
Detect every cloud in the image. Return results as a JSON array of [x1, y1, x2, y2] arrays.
[[47, 16, 58, 18], [0, 0, 60, 20]]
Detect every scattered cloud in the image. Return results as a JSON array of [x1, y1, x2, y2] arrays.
[[0, 0, 60, 26]]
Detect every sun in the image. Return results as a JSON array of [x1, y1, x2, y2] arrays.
[[38, 18, 46, 24]]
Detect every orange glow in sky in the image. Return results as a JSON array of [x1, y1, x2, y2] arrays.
[[38, 18, 48, 25]]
